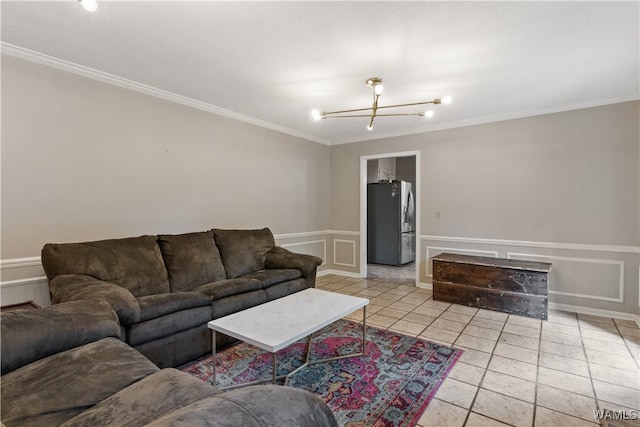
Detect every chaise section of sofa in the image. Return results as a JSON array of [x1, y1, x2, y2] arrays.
[[1, 300, 160, 426], [60, 369, 337, 427], [1, 299, 338, 427], [41, 227, 323, 368]]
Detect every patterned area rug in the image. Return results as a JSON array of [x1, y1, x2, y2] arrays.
[[181, 319, 463, 427]]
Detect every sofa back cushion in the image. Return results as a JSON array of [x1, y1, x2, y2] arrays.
[[41, 235, 170, 297], [212, 228, 275, 279], [158, 231, 227, 292]]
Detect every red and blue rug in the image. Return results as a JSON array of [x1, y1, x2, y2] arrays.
[[181, 319, 462, 427]]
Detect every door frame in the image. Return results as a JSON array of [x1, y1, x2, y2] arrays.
[[359, 150, 421, 286]]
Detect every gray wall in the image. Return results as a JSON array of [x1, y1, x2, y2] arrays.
[[0, 56, 331, 305], [330, 101, 640, 316], [395, 156, 416, 184], [2, 54, 638, 317]]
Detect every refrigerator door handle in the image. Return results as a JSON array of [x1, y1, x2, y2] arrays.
[[404, 190, 414, 226]]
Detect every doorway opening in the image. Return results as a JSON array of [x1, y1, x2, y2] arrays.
[[360, 151, 420, 286]]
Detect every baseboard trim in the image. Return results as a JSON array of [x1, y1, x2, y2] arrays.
[[549, 302, 640, 325], [317, 269, 362, 279]]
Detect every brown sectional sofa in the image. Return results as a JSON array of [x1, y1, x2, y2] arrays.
[[0, 300, 338, 426], [41, 228, 322, 368]]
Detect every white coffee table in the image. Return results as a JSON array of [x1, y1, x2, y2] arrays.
[[207, 288, 369, 389]]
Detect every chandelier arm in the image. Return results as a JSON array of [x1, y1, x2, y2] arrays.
[[321, 99, 439, 117], [375, 100, 438, 110], [322, 114, 375, 118], [374, 113, 427, 117], [322, 106, 376, 115], [322, 112, 430, 119]]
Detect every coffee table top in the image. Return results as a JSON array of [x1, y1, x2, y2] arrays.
[[208, 288, 369, 352]]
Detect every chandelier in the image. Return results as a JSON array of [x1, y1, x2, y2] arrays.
[[311, 77, 451, 131]]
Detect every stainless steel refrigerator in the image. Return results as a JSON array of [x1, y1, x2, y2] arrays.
[[367, 180, 416, 266]]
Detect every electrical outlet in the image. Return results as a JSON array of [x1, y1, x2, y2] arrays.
[[436, 210, 441, 219]]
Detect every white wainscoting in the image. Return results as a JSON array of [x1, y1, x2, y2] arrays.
[[277, 237, 328, 266], [423, 235, 639, 320], [4, 232, 637, 322], [506, 252, 625, 303], [333, 239, 357, 268], [0, 257, 50, 307]]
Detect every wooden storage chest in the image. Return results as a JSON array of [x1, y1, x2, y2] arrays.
[[432, 253, 551, 320]]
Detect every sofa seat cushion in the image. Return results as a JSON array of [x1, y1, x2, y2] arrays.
[[0, 337, 158, 427], [41, 235, 171, 297], [193, 277, 262, 301], [211, 290, 267, 319], [213, 228, 275, 279], [60, 369, 220, 427], [264, 278, 308, 301], [137, 292, 212, 322], [158, 231, 227, 293], [144, 385, 339, 427], [241, 269, 302, 288], [126, 306, 212, 346]]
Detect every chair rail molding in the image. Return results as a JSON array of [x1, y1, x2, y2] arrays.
[[0, 256, 42, 269], [422, 235, 639, 254]]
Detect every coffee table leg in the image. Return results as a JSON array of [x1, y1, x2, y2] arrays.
[[362, 305, 367, 354], [211, 330, 217, 386], [272, 352, 277, 384]]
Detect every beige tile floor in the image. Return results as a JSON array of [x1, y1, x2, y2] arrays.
[[316, 274, 640, 427]]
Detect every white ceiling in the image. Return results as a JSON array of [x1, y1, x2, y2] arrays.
[[2, 1, 639, 145]]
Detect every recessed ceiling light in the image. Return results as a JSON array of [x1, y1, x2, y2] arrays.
[[78, 0, 98, 12]]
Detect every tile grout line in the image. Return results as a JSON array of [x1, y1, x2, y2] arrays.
[[614, 320, 640, 370], [319, 276, 637, 424], [459, 310, 508, 427], [531, 316, 542, 427], [578, 315, 604, 422]]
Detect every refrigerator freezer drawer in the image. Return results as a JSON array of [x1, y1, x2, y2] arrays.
[[400, 232, 416, 265]]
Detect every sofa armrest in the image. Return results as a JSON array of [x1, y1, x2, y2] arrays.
[[265, 246, 323, 287], [145, 384, 338, 427], [50, 274, 140, 325], [1, 299, 121, 375]]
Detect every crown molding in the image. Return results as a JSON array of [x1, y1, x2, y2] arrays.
[[0, 42, 332, 146], [2, 42, 638, 148]]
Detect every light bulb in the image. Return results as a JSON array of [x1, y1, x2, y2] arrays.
[[366, 124, 373, 131], [374, 84, 384, 96], [311, 109, 322, 121], [424, 110, 434, 118], [441, 95, 452, 104], [79, 0, 98, 12]]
